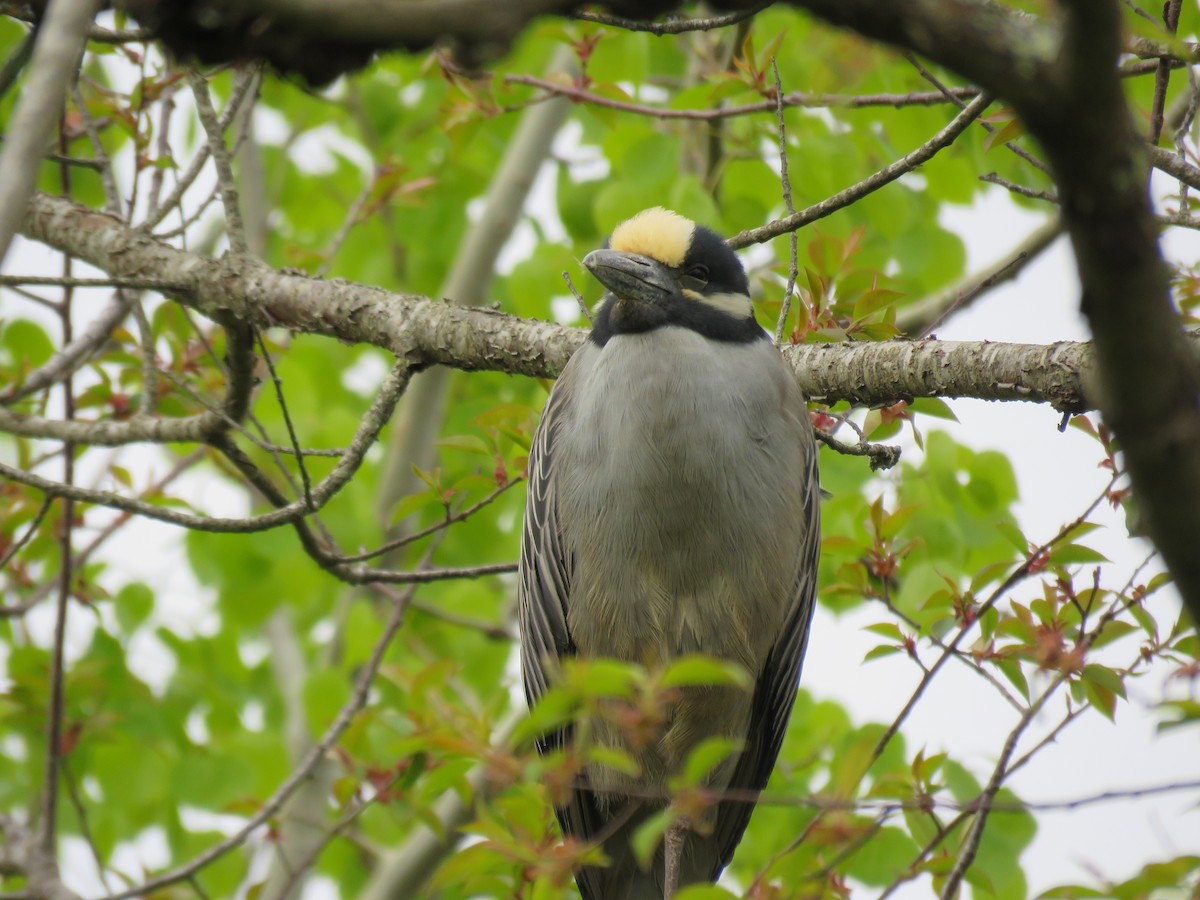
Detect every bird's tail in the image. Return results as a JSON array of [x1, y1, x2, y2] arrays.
[[570, 801, 720, 900]]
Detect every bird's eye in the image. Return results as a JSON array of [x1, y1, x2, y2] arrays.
[[680, 265, 710, 291]]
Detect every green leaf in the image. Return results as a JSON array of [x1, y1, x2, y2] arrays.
[[303, 669, 352, 737], [863, 622, 905, 641], [513, 688, 580, 748], [828, 727, 877, 798], [389, 488, 440, 526], [585, 744, 640, 777], [1048, 543, 1111, 565], [993, 520, 1032, 549], [1036, 886, 1107, 898], [852, 287, 904, 320], [983, 113, 1024, 151], [908, 397, 959, 422], [659, 655, 752, 690], [676, 887, 739, 899], [113, 582, 154, 634], [632, 807, 673, 869], [436, 434, 492, 455], [1081, 663, 1127, 699], [1089, 618, 1136, 649], [846, 824, 920, 886], [880, 503, 920, 539], [864, 645, 903, 662], [563, 657, 642, 700], [1, 319, 55, 369], [678, 737, 740, 786], [994, 658, 1031, 701]]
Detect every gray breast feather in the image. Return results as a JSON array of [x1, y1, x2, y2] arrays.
[[554, 329, 812, 671]]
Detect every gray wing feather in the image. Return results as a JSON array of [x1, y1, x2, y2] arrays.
[[518, 366, 576, 716], [517, 358, 626, 900]]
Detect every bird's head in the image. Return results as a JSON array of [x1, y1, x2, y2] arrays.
[[583, 207, 762, 344]]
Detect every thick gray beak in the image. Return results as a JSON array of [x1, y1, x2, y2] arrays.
[[583, 249, 676, 305]]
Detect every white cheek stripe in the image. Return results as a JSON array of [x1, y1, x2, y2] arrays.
[[683, 289, 753, 318]]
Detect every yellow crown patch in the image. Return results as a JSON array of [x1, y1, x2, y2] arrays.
[[609, 207, 695, 268]]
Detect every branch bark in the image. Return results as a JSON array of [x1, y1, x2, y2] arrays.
[[0, 0, 101, 265], [787, 336, 1103, 414], [16, 190, 1131, 417]]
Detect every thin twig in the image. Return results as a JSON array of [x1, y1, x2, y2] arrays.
[[316, 174, 376, 278], [1149, 0, 1184, 145], [0, 497, 53, 575], [0, 362, 411, 533], [503, 71, 981, 121], [899, 216, 1062, 337], [0, 0, 101, 265], [143, 79, 178, 223], [70, 83, 122, 215], [185, 68, 248, 255], [336, 477, 523, 564], [874, 587, 1025, 713], [131, 301, 158, 416], [406, 597, 514, 639], [812, 425, 901, 471], [3, 282, 60, 311], [1173, 64, 1200, 210], [254, 327, 315, 510], [1, 291, 137, 405], [729, 92, 993, 249], [152, 182, 222, 240], [904, 52, 1050, 175], [0, 274, 183, 290], [562, 271, 592, 323], [61, 759, 111, 891], [869, 471, 1120, 763], [572, 5, 767, 34], [157, 365, 344, 457], [0, 28, 35, 100], [140, 67, 258, 232], [980, 171, 1059, 203], [771, 58, 800, 347], [938, 554, 1159, 898], [4, 449, 208, 617], [634, 773, 1200, 817], [37, 223, 80, 877]]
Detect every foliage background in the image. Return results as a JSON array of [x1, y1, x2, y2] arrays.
[[0, 2, 1197, 898]]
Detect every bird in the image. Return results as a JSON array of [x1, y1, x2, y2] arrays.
[[518, 207, 821, 899]]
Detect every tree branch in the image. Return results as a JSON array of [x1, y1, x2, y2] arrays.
[[15, 191, 1183, 423], [0, 360, 414, 532], [572, 5, 766, 35], [0, 0, 101, 265]]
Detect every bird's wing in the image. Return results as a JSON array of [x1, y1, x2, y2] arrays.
[[518, 364, 576, 718], [517, 357, 628, 900], [707, 432, 822, 876]]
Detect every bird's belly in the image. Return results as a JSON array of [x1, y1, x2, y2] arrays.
[[554, 333, 806, 787], [567, 464, 784, 671]]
